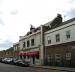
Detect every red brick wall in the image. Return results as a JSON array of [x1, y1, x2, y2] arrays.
[[45, 41, 75, 67]]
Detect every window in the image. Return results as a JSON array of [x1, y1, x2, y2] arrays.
[[27, 40, 30, 47], [20, 56, 22, 59], [31, 39, 34, 46], [16, 46, 17, 50], [36, 55, 39, 59], [66, 53, 71, 60], [23, 42, 25, 48], [66, 30, 70, 39], [27, 56, 29, 59], [56, 34, 60, 42], [48, 40, 51, 44], [55, 54, 61, 62], [47, 36, 51, 44], [23, 56, 26, 59]]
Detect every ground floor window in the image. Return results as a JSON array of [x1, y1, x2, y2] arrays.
[[55, 54, 61, 62], [36, 55, 39, 59], [66, 52, 71, 60], [20, 56, 22, 59], [27, 56, 30, 59], [23, 56, 26, 59]]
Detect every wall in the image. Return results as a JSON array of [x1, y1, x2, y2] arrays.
[[45, 21, 75, 46], [44, 21, 75, 67], [19, 31, 41, 50]]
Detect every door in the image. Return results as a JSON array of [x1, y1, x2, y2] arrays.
[[33, 56, 35, 64]]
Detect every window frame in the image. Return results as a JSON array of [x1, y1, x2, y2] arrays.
[[55, 54, 61, 62], [23, 42, 26, 48], [47, 36, 51, 44], [66, 30, 71, 39], [31, 38, 35, 46], [27, 40, 30, 47], [55, 33, 60, 42]]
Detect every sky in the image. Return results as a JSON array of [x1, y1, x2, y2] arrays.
[[0, 0, 75, 50]]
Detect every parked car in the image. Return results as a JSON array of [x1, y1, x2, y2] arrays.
[[18, 60, 30, 67], [0, 57, 3, 62], [10, 59, 22, 65], [2, 58, 8, 63], [9, 58, 18, 65], [15, 59, 22, 66], [5, 58, 13, 64]]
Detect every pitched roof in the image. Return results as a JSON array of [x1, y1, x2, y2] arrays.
[[43, 16, 75, 30], [6, 47, 14, 51]]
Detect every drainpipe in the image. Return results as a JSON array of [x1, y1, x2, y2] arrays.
[[40, 25, 45, 65]]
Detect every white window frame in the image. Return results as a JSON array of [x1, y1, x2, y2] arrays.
[[47, 36, 51, 44], [55, 33, 60, 42], [66, 52, 71, 60], [66, 30, 71, 40], [55, 54, 61, 62]]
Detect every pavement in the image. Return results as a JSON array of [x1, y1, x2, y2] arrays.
[[0, 62, 75, 72], [0, 62, 35, 72], [32, 65, 75, 72]]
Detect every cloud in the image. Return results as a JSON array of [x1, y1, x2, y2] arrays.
[[68, 0, 75, 4], [0, 19, 4, 25], [67, 8, 75, 17], [10, 10, 18, 15], [0, 11, 2, 14], [0, 39, 13, 50], [64, 8, 75, 20]]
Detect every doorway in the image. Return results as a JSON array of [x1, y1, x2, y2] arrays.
[[32, 56, 35, 64]]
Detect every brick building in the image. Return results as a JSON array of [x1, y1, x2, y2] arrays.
[[44, 16, 75, 67], [0, 47, 14, 58], [13, 42, 20, 57]]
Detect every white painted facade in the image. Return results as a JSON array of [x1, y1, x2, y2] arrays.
[[18, 17, 75, 66], [19, 30, 42, 65], [45, 21, 75, 46], [19, 31, 41, 50], [13, 42, 19, 51]]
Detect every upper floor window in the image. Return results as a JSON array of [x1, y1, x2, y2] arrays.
[[66, 30, 71, 39], [27, 40, 30, 47], [14, 46, 17, 51], [47, 36, 51, 44], [23, 42, 26, 48], [56, 33, 60, 42], [31, 39, 34, 46]]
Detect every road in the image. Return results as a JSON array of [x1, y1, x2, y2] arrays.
[[0, 63, 68, 72]]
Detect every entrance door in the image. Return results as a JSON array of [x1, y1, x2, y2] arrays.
[[33, 56, 35, 64]]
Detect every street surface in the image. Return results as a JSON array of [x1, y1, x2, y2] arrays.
[[0, 63, 68, 72]]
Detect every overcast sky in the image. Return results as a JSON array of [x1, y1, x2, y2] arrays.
[[0, 0, 75, 50]]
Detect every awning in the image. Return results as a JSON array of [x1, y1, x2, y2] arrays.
[[17, 53, 25, 56], [33, 51, 39, 55], [16, 52, 19, 56], [22, 53, 26, 56], [18, 51, 39, 56], [26, 51, 39, 56], [26, 52, 31, 56], [18, 53, 23, 56]]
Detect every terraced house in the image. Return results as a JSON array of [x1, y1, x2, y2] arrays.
[[18, 14, 75, 67], [44, 15, 75, 67], [19, 26, 43, 65], [0, 47, 14, 58], [13, 42, 20, 58]]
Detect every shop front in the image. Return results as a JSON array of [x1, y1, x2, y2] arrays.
[[18, 51, 40, 65]]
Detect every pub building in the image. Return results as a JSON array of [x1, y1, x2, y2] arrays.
[[16, 14, 75, 67]]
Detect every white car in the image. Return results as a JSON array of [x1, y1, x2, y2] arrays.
[[2, 58, 8, 63], [6, 58, 13, 64]]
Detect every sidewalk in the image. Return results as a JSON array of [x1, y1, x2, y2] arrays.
[[32, 65, 75, 72]]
